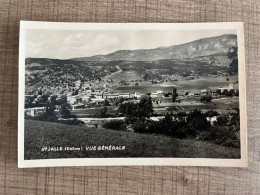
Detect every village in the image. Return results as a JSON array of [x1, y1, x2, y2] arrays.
[[25, 72, 239, 129], [21, 28, 242, 162]]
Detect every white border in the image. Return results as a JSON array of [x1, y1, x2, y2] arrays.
[[18, 21, 247, 168]]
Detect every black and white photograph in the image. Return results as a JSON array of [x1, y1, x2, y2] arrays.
[[18, 22, 246, 167]]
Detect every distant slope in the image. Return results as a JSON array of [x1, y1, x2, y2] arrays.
[[71, 34, 237, 62], [24, 34, 236, 93], [24, 120, 240, 159]]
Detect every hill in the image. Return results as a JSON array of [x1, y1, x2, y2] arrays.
[[24, 34, 237, 94], [71, 34, 237, 61], [24, 120, 240, 159]]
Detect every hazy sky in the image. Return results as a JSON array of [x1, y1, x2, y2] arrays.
[[25, 29, 236, 59]]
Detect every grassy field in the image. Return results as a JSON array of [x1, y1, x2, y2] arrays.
[[106, 70, 142, 81], [24, 120, 240, 160], [114, 76, 238, 94], [70, 106, 118, 117], [153, 96, 239, 114]]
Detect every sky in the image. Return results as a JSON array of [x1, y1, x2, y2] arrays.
[[25, 29, 236, 59]]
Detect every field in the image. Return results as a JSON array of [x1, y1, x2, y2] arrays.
[[70, 94, 239, 118], [114, 76, 238, 94], [105, 69, 142, 81], [24, 120, 240, 160], [70, 106, 119, 117], [153, 96, 239, 114]]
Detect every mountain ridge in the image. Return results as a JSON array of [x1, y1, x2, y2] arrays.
[[69, 34, 237, 62]]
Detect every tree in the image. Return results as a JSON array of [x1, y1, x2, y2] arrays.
[[214, 114, 230, 127], [25, 95, 37, 108], [104, 99, 110, 106], [54, 95, 71, 118], [186, 109, 210, 137], [222, 89, 229, 96], [200, 94, 212, 102], [227, 89, 235, 97], [45, 101, 56, 117], [205, 95, 212, 102], [230, 110, 240, 129], [158, 113, 174, 135], [216, 89, 222, 95], [172, 88, 178, 102], [119, 95, 154, 125], [173, 112, 187, 122], [39, 101, 57, 122], [115, 97, 124, 105], [139, 95, 154, 118], [50, 95, 58, 104], [205, 110, 219, 118], [227, 46, 238, 75], [119, 102, 140, 124], [37, 89, 42, 95], [56, 95, 67, 105], [143, 74, 149, 81], [59, 103, 71, 118], [99, 107, 108, 118], [61, 95, 68, 103], [72, 89, 79, 95], [39, 95, 49, 104]]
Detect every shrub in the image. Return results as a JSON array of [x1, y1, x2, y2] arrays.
[[58, 119, 85, 126], [174, 125, 190, 138], [187, 110, 210, 132], [200, 94, 212, 102], [146, 121, 158, 134], [213, 114, 230, 126], [93, 107, 109, 118], [209, 125, 240, 148], [205, 110, 219, 118], [157, 113, 174, 135], [102, 120, 126, 131], [132, 120, 147, 133]]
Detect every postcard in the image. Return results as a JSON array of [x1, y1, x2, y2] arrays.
[[18, 21, 247, 167]]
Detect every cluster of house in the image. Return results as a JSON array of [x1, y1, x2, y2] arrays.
[[66, 90, 145, 109], [25, 106, 45, 117], [25, 81, 238, 116], [200, 83, 237, 96], [66, 89, 174, 109], [217, 83, 236, 93]]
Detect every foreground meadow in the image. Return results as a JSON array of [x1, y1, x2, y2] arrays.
[[24, 120, 240, 160]]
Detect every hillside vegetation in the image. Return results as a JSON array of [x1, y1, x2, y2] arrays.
[[24, 120, 240, 160]]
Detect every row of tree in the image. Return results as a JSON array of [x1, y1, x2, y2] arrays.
[[216, 89, 239, 96], [103, 95, 240, 148]]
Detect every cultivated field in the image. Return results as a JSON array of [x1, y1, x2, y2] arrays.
[[114, 76, 238, 94], [153, 96, 239, 114]]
